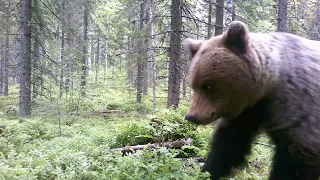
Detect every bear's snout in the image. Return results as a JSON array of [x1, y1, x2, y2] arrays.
[[185, 111, 217, 125], [185, 114, 197, 123]]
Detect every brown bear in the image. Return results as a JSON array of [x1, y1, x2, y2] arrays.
[[183, 21, 320, 180]]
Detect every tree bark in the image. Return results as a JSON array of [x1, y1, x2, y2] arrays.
[[39, 39, 44, 96], [225, 0, 233, 28], [127, 36, 133, 88], [166, 57, 169, 89], [65, 1, 72, 92], [121, 34, 126, 74], [65, 48, 71, 92], [136, 0, 145, 104], [112, 50, 116, 85], [316, 0, 320, 40], [19, 0, 32, 117], [3, 1, 9, 96], [104, 19, 109, 87], [215, 0, 224, 36], [81, 0, 89, 96], [119, 39, 122, 73], [167, 0, 182, 109], [65, 27, 72, 92], [96, 30, 101, 85], [0, 39, 3, 95], [89, 33, 94, 75], [3, 48, 8, 95], [148, 0, 157, 110], [143, 1, 150, 96], [59, 0, 66, 98], [207, 0, 213, 38], [277, 0, 288, 32]]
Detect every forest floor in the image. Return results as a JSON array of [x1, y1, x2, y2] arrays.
[[0, 89, 275, 180]]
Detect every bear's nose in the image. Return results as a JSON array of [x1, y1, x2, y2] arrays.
[[185, 114, 197, 123]]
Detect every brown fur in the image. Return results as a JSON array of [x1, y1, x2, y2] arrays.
[[184, 21, 320, 180], [185, 22, 266, 124]]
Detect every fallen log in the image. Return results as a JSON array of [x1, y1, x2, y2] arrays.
[[109, 138, 193, 155], [100, 110, 122, 113]]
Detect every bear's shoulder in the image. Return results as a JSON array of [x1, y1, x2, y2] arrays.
[[248, 32, 320, 53]]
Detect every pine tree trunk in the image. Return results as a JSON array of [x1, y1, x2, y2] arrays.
[[127, 36, 133, 86], [166, 57, 169, 89], [316, 0, 320, 40], [207, 0, 213, 38], [65, 31, 72, 92], [65, 47, 71, 92], [167, 0, 182, 109], [19, 0, 32, 117], [143, 1, 150, 96], [59, 0, 65, 98], [119, 43, 122, 72], [81, 0, 89, 96], [96, 31, 101, 85], [112, 50, 116, 85], [232, 6, 236, 21], [89, 33, 94, 75], [0, 40, 3, 95], [39, 37, 44, 97], [4, 30, 9, 96], [66, 56, 74, 91], [3, 1, 9, 96], [122, 34, 126, 75], [149, 0, 157, 110], [136, 0, 145, 104], [65, 1, 72, 92], [104, 20, 109, 87], [215, 0, 224, 36], [277, 0, 288, 32], [225, 0, 233, 28]]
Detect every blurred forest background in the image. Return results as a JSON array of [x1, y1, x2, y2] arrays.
[[0, 0, 319, 179]]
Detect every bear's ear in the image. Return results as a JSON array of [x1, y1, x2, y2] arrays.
[[223, 21, 250, 55], [183, 38, 203, 58]]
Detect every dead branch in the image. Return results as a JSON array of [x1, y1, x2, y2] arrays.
[[99, 110, 122, 113], [110, 138, 193, 155]]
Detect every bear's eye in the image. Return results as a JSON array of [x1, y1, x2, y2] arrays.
[[202, 84, 212, 91]]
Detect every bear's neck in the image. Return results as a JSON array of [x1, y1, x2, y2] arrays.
[[248, 34, 281, 100]]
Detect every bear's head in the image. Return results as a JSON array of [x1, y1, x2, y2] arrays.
[[184, 21, 265, 125]]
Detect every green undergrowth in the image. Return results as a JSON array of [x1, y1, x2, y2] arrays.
[[0, 113, 274, 180], [0, 86, 274, 179], [0, 113, 211, 179]]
